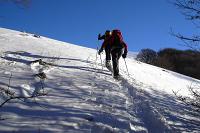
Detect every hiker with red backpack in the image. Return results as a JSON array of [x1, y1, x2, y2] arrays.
[[98, 29, 128, 79], [98, 30, 112, 69]]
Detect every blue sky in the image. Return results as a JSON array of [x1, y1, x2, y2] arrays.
[[0, 0, 197, 52]]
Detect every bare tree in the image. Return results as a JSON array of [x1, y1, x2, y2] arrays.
[[171, 1, 200, 110], [172, 0, 200, 51], [136, 48, 158, 65], [0, 0, 31, 8]]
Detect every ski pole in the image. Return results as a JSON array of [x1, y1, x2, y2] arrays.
[[95, 47, 99, 68], [97, 40, 103, 70], [99, 52, 103, 70], [124, 58, 130, 76], [95, 46, 99, 62]]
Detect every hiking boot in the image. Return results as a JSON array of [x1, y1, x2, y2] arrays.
[[113, 74, 120, 80], [105, 60, 111, 68], [105, 60, 113, 72]]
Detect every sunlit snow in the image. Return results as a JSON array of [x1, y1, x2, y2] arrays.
[[0, 28, 200, 133]]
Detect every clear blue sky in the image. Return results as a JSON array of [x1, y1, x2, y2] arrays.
[[0, 0, 198, 52]]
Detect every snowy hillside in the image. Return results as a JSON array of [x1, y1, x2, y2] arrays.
[[0, 28, 200, 133]]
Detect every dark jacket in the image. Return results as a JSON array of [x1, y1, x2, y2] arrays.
[[101, 35, 128, 54]]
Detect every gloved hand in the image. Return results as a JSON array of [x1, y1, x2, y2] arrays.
[[122, 52, 127, 58], [98, 48, 103, 55], [122, 53, 127, 58], [98, 34, 101, 40]]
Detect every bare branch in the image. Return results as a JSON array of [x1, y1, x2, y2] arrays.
[[0, 91, 47, 107], [8, 72, 12, 90], [0, 0, 31, 8], [174, 0, 200, 20], [170, 28, 200, 51], [0, 72, 47, 108], [173, 83, 200, 110]]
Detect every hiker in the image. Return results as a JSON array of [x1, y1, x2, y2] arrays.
[[98, 30, 112, 68], [98, 29, 128, 78]]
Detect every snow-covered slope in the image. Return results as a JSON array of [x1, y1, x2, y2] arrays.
[[0, 28, 200, 133]]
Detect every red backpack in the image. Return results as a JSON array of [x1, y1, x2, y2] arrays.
[[101, 29, 127, 50], [110, 29, 125, 48]]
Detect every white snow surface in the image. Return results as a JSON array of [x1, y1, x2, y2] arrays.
[[0, 28, 200, 133]]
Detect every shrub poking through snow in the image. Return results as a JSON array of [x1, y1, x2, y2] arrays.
[[173, 83, 200, 110], [0, 73, 47, 108]]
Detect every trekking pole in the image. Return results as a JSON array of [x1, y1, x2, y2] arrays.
[[95, 47, 98, 62], [97, 40, 103, 70], [124, 58, 130, 76], [99, 52, 103, 70]]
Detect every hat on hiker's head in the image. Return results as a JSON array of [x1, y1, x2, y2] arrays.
[[105, 30, 112, 36]]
